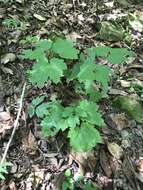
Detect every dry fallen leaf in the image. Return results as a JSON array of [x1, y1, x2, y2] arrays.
[[0, 8, 6, 19], [22, 130, 37, 154], [135, 10, 143, 22], [0, 111, 13, 134], [66, 32, 82, 42], [100, 149, 112, 177], [69, 150, 96, 175], [9, 181, 17, 190], [16, 0, 24, 3], [33, 14, 46, 21], [111, 113, 129, 131], [119, 80, 131, 88], [1, 53, 16, 64], [136, 157, 143, 173], [136, 157, 143, 182], [107, 142, 123, 159]]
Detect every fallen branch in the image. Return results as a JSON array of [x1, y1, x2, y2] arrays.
[[0, 82, 26, 164]]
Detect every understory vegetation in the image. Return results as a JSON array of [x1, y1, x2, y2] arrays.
[[0, 0, 143, 189]]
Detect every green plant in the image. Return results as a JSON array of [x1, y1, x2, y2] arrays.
[[3, 18, 27, 30], [3, 18, 20, 29], [62, 169, 74, 190], [21, 38, 135, 152], [0, 162, 12, 180], [62, 169, 98, 190], [20, 35, 40, 44], [84, 182, 98, 190]]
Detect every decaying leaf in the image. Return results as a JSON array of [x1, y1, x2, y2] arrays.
[[33, 14, 46, 21], [111, 113, 130, 131], [66, 32, 82, 42], [119, 80, 131, 88], [107, 142, 123, 159], [136, 158, 143, 173], [1, 53, 16, 64], [100, 149, 112, 177], [22, 130, 37, 154], [0, 111, 13, 134], [69, 150, 96, 175]]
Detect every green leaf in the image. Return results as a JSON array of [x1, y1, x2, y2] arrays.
[[0, 173, 5, 180], [28, 105, 35, 118], [76, 100, 104, 126], [62, 180, 74, 190], [78, 62, 96, 81], [42, 115, 62, 137], [0, 166, 8, 174], [78, 59, 111, 92], [65, 169, 72, 177], [107, 48, 134, 64], [41, 101, 69, 136], [68, 122, 102, 152], [95, 46, 111, 57], [94, 64, 111, 91], [3, 162, 12, 167], [62, 106, 75, 117], [29, 58, 49, 87], [29, 58, 67, 87], [52, 38, 79, 59], [36, 103, 49, 118], [84, 182, 97, 190], [62, 106, 80, 128], [86, 48, 96, 63], [0, 162, 12, 181], [66, 115, 80, 128], [36, 39, 52, 51], [21, 49, 45, 60], [21, 39, 52, 60], [67, 63, 80, 81], [32, 96, 45, 106], [47, 58, 67, 83], [84, 80, 103, 102]]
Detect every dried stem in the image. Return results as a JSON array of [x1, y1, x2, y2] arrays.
[[0, 83, 26, 164]]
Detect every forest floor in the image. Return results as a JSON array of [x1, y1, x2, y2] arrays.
[[0, 0, 143, 190]]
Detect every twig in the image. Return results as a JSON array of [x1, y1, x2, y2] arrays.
[[0, 82, 26, 164]]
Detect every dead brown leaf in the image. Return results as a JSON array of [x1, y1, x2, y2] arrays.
[[107, 142, 123, 160], [136, 158, 143, 173], [111, 113, 130, 131], [100, 149, 112, 177], [0, 111, 13, 134], [70, 150, 97, 175], [9, 181, 17, 190], [22, 130, 37, 154], [66, 32, 82, 42]]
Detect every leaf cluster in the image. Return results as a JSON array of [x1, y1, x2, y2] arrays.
[[0, 162, 12, 180], [29, 98, 103, 152], [22, 38, 135, 152]]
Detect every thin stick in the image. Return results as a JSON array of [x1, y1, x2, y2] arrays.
[[0, 83, 26, 164]]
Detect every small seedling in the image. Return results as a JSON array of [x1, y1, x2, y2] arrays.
[[21, 37, 135, 152], [0, 162, 12, 180]]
